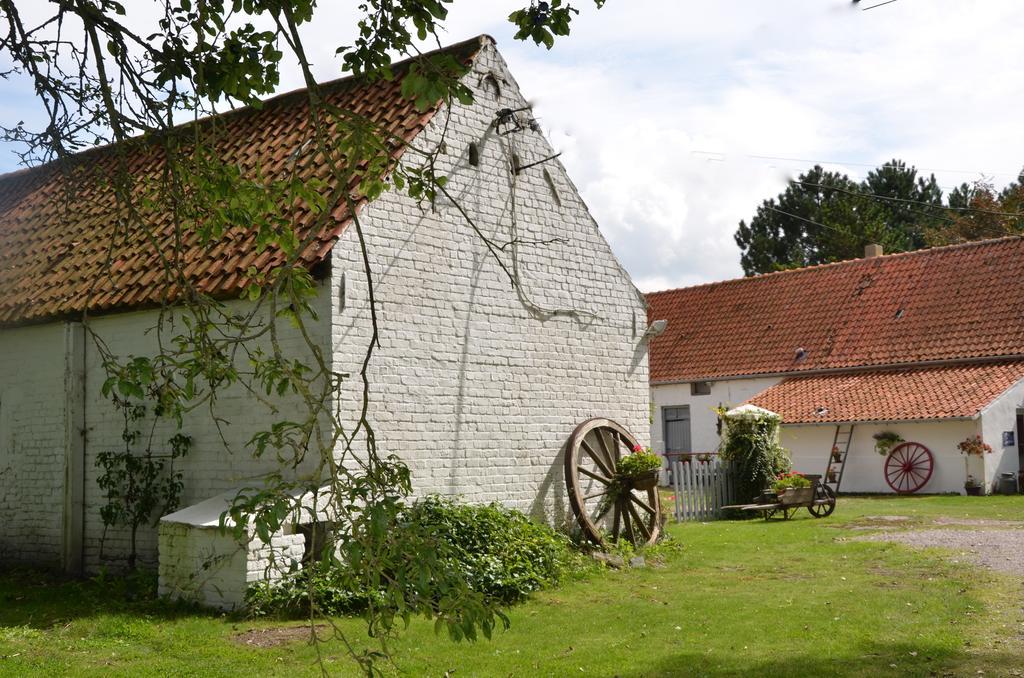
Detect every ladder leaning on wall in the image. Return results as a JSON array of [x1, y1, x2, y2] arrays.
[[824, 424, 854, 493]]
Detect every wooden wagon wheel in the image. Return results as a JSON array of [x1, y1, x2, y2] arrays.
[[564, 418, 661, 547], [807, 483, 836, 518], [885, 442, 934, 494]]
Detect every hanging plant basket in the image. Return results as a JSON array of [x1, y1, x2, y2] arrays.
[[626, 469, 660, 491]]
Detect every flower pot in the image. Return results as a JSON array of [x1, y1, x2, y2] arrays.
[[965, 485, 983, 497], [627, 469, 659, 491], [779, 487, 814, 505]]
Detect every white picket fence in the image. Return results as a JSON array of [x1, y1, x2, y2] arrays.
[[669, 456, 737, 522]]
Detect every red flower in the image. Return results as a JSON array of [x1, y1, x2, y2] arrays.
[[632, 444, 643, 454]]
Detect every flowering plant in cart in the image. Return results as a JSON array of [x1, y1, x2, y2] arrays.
[[771, 472, 811, 493]]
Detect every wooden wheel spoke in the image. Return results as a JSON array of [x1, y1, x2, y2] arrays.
[[583, 488, 610, 501], [621, 500, 635, 543], [581, 439, 615, 477], [626, 502, 651, 541], [579, 466, 611, 485], [596, 429, 617, 472], [611, 502, 621, 539], [628, 493, 656, 515]]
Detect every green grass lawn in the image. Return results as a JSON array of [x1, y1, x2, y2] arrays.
[[3, 495, 1024, 677]]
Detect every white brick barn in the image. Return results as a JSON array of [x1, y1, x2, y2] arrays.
[[0, 36, 650, 604], [647, 239, 1024, 497]]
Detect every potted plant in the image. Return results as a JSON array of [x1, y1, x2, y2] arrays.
[[826, 469, 838, 484], [958, 435, 992, 496], [772, 472, 813, 505], [831, 446, 842, 463], [873, 431, 903, 456], [964, 475, 983, 496], [619, 445, 662, 491]]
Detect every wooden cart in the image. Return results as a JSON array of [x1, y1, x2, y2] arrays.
[[722, 474, 836, 520]]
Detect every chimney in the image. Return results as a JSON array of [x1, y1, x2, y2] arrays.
[[864, 243, 884, 259]]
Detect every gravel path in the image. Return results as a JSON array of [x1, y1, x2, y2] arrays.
[[858, 527, 1024, 576]]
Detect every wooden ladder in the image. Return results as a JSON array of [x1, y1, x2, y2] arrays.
[[825, 424, 854, 493]]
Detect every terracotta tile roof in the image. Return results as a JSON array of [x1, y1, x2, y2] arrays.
[[646, 237, 1024, 381], [0, 36, 486, 327], [746, 361, 1024, 424]]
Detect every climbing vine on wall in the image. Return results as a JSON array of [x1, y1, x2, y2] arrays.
[[95, 367, 193, 571]]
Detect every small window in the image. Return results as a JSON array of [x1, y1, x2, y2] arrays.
[[690, 381, 711, 396], [468, 142, 480, 167]]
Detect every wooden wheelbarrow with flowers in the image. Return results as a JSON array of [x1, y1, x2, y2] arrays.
[[721, 472, 836, 520]]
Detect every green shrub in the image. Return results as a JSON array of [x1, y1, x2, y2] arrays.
[[717, 406, 791, 506], [246, 496, 587, 619]]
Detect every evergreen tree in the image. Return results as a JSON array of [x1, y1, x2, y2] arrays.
[[735, 161, 935, 275]]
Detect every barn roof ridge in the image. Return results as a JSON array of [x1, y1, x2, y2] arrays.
[[646, 233, 1024, 298]]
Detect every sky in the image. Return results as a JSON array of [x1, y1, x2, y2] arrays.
[[2, 0, 1023, 291]]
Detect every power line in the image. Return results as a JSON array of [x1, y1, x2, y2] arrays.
[[764, 205, 847, 236], [858, 0, 901, 10]]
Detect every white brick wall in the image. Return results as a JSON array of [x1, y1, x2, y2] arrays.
[[327, 41, 649, 528], [0, 39, 650, 574], [0, 323, 67, 566]]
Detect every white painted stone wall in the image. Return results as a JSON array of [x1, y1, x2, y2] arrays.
[[781, 419, 981, 494], [158, 489, 308, 609], [650, 377, 781, 456], [979, 378, 1024, 490], [653, 374, 1024, 495], [327, 40, 650, 528], [0, 323, 67, 566]]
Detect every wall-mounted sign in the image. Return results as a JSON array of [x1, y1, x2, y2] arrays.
[[1003, 431, 1016, 448]]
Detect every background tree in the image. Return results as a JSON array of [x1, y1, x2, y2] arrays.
[[923, 171, 1024, 245], [735, 159, 944, 275]]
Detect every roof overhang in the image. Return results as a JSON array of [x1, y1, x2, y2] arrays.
[[745, 361, 1024, 426]]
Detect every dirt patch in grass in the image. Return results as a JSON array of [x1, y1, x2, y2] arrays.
[[856, 528, 1024, 576], [931, 517, 1024, 528], [232, 624, 326, 648], [835, 515, 922, 531]]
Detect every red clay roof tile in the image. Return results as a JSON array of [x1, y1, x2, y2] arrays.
[[0, 36, 485, 327], [646, 237, 1024, 381], [746, 361, 1024, 423]]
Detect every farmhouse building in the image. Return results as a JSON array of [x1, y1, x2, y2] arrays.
[[0, 36, 650, 604], [647, 238, 1024, 495]]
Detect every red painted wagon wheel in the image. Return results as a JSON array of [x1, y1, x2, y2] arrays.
[[884, 442, 934, 494], [564, 418, 661, 547]]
